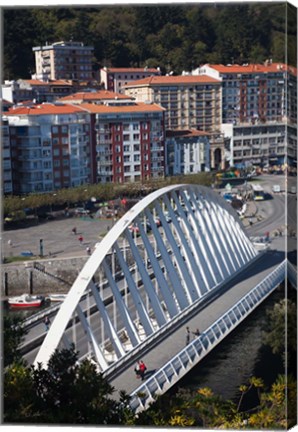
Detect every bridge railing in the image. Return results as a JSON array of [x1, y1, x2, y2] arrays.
[[129, 259, 286, 413]]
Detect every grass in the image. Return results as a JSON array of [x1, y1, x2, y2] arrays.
[[3, 256, 36, 264]]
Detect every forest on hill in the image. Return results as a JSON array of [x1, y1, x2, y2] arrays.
[[3, 2, 297, 80]]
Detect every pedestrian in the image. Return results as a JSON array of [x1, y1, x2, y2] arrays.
[[185, 326, 190, 345], [72, 227, 77, 235], [86, 246, 91, 256], [138, 360, 147, 381], [134, 362, 141, 378], [192, 328, 201, 338], [44, 316, 51, 331], [78, 235, 83, 244]]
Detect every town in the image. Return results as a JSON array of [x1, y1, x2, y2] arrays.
[[2, 39, 297, 197], [2, 4, 297, 429]]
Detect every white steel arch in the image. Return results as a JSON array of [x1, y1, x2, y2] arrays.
[[34, 184, 258, 370]]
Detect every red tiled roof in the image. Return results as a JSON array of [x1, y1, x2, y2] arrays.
[[102, 67, 160, 74], [124, 75, 221, 87], [7, 103, 85, 116], [59, 90, 133, 101], [208, 63, 297, 76], [166, 129, 210, 138], [80, 102, 165, 114], [24, 79, 73, 86]]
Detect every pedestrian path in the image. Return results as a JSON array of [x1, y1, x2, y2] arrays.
[[109, 247, 284, 398]]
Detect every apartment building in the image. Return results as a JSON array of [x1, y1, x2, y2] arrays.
[[193, 62, 297, 169], [124, 75, 225, 169], [124, 75, 222, 131], [6, 103, 93, 194], [2, 117, 13, 194], [33, 41, 94, 82], [100, 67, 161, 93], [80, 101, 165, 183], [165, 129, 210, 176], [58, 89, 134, 105], [223, 122, 297, 168], [195, 62, 297, 125], [2, 79, 74, 104]]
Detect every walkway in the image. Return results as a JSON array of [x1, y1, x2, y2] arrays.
[[109, 238, 285, 397]]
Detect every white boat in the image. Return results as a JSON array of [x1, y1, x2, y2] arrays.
[[8, 294, 43, 308], [48, 294, 67, 303]]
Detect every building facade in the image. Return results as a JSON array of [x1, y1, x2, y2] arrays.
[[6, 103, 93, 194], [100, 67, 161, 93], [226, 123, 297, 168], [2, 117, 13, 194], [33, 41, 94, 82], [194, 62, 297, 169], [124, 75, 225, 170], [80, 101, 165, 183], [124, 75, 222, 132], [194, 62, 297, 125], [165, 129, 210, 176]]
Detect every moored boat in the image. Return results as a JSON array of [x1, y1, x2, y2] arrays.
[[48, 294, 67, 303], [8, 294, 44, 308]]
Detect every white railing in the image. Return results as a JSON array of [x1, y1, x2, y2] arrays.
[[129, 259, 286, 413]]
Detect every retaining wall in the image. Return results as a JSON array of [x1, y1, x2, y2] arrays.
[[1, 257, 97, 297]]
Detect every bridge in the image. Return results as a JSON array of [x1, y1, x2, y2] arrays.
[[28, 184, 294, 412]]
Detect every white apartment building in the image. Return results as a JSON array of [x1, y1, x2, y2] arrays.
[[6, 103, 93, 194], [165, 129, 210, 176], [33, 41, 94, 82], [224, 122, 297, 168], [80, 101, 166, 183], [100, 67, 161, 93]]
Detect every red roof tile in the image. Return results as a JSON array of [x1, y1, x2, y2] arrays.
[[124, 75, 221, 87], [59, 90, 133, 101], [80, 102, 165, 114], [208, 63, 297, 76], [7, 103, 85, 116]]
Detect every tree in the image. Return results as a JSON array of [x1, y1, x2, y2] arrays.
[[263, 298, 297, 369], [3, 315, 28, 367], [3, 345, 133, 424]]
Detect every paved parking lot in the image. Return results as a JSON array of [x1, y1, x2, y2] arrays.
[[2, 216, 115, 261]]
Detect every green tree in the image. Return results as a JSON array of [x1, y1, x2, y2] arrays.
[[4, 345, 133, 424], [263, 298, 297, 368], [3, 315, 28, 367]]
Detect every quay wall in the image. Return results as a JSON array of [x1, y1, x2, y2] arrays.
[[1, 257, 95, 298]]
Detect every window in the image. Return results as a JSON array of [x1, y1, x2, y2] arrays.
[[53, 160, 60, 167], [52, 126, 59, 134], [53, 149, 60, 156], [133, 134, 140, 140], [61, 126, 68, 134], [123, 134, 130, 141]]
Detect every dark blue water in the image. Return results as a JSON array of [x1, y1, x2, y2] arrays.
[[169, 288, 285, 408]]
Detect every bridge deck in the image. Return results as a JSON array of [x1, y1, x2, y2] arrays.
[[109, 243, 285, 397]]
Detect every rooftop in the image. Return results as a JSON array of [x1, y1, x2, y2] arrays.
[[58, 90, 133, 102], [7, 103, 85, 116], [24, 79, 73, 87], [80, 102, 165, 114], [124, 75, 221, 87], [207, 62, 297, 76]]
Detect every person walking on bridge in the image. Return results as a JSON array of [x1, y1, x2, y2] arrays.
[[185, 326, 190, 345]]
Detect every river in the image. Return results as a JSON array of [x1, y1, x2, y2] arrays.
[[169, 287, 285, 409]]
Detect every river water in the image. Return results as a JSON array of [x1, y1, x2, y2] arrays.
[[169, 288, 285, 409]]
